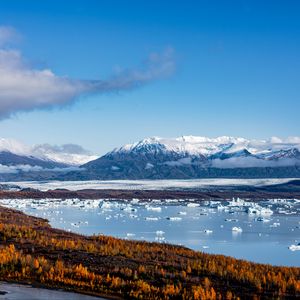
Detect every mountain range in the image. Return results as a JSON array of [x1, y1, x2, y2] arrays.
[[0, 138, 97, 181], [0, 136, 300, 181], [64, 136, 300, 180]]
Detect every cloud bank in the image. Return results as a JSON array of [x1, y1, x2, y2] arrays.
[[32, 143, 92, 156], [0, 164, 80, 174], [211, 157, 300, 168], [0, 26, 175, 119], [31, 143, 99, 165]]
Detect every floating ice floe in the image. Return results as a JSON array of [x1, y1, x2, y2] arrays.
[[247, 206, 273, 215], [166, 217, 182, 221], [217, 205, 228, 211], [145, 217, 159, 221], [156, 230, 165, 236], [146, 205, 162, 212], [278, 209, 297, 215], [270, 222, 280, 228], [232, 226, 243, 233], [129, 214, 138, 219], [100, 201, 113, 209], [122, 206, 137, 212], [288, 243, 300, 251], [225, 218, 238, 222], [126, 233, 136, 237], [131, 198, 139, 204], [165, 199, 179, 203], [226, 198, 251, 212], [255, 217, 271, 222], [178, 211, 187, 215]]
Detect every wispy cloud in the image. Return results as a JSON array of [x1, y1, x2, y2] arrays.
[[0, 26, 175, 119], [0, 26, 18, 46], [0, 164, 80, 174], [211, 157, 300, 168]]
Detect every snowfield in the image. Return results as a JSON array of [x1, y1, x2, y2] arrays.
[[7, 178, 296, 191]]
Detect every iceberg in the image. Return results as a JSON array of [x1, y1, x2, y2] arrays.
[[166, 217, 182, 221], [288, 243, 300, 251], [146, 205, 162, 212], [232, 226, 243, 233], [145, 217, 159, 221], [155, 230, 165, 236]]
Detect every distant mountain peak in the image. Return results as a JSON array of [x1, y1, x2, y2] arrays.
[[0, 135, 300, 181], [110, 135, 300, 157], [0, 137, 97, 166], [75, 135, 300, 180]]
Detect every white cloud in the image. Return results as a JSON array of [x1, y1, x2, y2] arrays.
[[269, 136, 283, 144], [285, 136, 300, 144], [0, 137, 97, 165], [164, 157, 192, 166], [31, 143, 98, 165], [211, 157, 300, 168], [0, 26, 175, 119], [0, 164, 81, 174]]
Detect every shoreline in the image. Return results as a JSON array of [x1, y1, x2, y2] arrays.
[[0, 206, 299, 298], [0, 187, 300, 201], [0, 281, 112, 299]]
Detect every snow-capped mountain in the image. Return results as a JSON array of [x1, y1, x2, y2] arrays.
[[0, 138, 98, 181], [0, 138, 98, 166], [0, 135, 300, 181], [110, 135, 300, 159], [71, 136, 300, 180]]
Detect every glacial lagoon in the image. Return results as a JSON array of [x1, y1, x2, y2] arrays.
[[1, 197, 300, 267], [0, 282, 103, 300]]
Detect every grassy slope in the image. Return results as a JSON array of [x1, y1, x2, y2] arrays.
[[0, 206, 299, 299]]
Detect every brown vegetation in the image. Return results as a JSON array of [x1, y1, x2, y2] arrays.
[[0, 206, 299, 299]]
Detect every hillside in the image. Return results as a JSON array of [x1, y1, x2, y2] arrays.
[[0, 206, 299, 299]]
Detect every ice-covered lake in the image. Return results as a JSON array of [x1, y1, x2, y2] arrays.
[[1, 197, 300, 267]]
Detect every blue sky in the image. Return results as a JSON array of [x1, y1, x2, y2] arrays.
[[0, 0, 299, 154]]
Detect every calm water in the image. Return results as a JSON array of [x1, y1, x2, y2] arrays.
[[0, 282, 102, 300], [22, 201, 300, 267]]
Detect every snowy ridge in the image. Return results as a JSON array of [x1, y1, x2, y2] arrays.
[[76, 135, 300, 180], [110, 135, 300, 159]]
